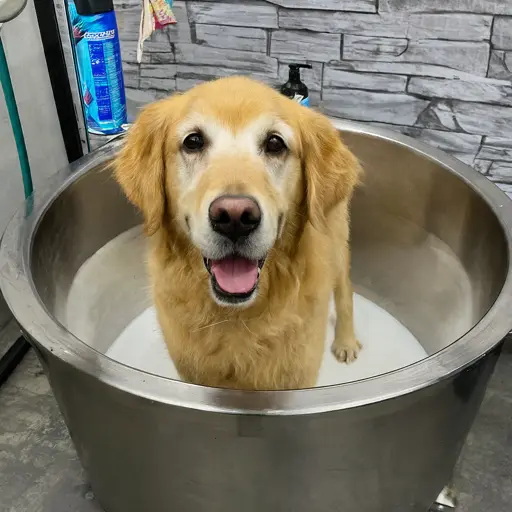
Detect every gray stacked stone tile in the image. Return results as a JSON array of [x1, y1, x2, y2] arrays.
[[121, 62, 141, 90], [406, 14, 492, 41], [140, 64, 177, 80], [175, 44, 278, 75], [400, 128, 483, 156], [408, 77, 512, 105], [115, 7, 141, 42], [380, 0, 512, 14], [188, 1, 278, 28], [418, 101, 512, 138], [195, 25, 267, 53], [268, 0, 376, 12], [323, 89, 429, 125], [487, 161, 512, 183], [343, 37, 490, 76], [488, 51, 512, 80], [474, 159, 493, 175], [324, 68, 407, 92], [140, 76, 177, 91], [330, 60, 491, 80], [491, 16, 512, 50], [271, 30, 341, 62], [113, 0, 512, 187], [279, 10, 408, 37], [168, 1, 192, 43]]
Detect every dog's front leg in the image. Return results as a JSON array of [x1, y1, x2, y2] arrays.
[[331, 247, 361, 363]]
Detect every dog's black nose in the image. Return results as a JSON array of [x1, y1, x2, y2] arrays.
[[209, 195, 261, 241]]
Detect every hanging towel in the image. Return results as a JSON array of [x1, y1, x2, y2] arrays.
[[137, 0, 176, 63]]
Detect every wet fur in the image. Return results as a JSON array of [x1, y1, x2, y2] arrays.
[[115, 77, 362, 390]]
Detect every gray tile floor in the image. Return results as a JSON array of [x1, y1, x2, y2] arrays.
[[0, 320, 511, 512]]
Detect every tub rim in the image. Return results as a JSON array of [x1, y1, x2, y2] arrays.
[[1, 119, 512, 416]]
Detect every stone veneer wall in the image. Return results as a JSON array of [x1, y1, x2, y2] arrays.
[[114, 0, 512, 194]]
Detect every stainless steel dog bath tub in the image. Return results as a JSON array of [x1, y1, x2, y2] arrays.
[[1, 120, 512, 512]]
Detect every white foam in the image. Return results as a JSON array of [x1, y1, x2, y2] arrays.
[[66, 225, 428, 386], [107, 294, 427, 386]]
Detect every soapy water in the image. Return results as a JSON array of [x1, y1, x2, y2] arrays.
[[66, 227, 428, 387], [107, 297, 427, 386]]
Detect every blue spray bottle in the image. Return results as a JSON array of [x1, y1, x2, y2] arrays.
[[68, 0, 127, 135]]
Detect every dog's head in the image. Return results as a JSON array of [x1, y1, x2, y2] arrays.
[[115, 77, 360, 307]]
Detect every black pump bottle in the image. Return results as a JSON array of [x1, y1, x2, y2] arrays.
[[280, 63, 312, 107]]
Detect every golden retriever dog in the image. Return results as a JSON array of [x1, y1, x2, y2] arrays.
[[115, 76, 362, 390]]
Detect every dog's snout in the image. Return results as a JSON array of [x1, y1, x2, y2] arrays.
[[209, 195, 261, 241]]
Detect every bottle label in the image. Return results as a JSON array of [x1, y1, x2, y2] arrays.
[[68, 1, 127, 135], [84, 29, 116, 41], [293, 94, 310, 107]]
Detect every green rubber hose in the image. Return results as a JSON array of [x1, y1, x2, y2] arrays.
[[0, 30, 32, 386], [0, 34, 33, 198]]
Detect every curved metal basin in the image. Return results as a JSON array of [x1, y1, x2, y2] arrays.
[[1, 120, 512, 512]]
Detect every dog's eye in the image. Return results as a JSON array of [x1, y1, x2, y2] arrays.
[[265, 135, 286, 155], [183, 132, 205, 152]]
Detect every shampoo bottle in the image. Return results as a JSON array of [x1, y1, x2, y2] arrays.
[[280, 64, 312, 107], [68, 0, 127, 135]]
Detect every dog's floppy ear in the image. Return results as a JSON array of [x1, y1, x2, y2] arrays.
[[114, 100, 171, 235], [300, 109, 362, 230]]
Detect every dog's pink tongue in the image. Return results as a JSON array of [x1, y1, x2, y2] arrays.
[[211, 257, 259, 294]]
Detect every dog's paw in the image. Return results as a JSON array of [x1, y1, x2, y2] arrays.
[[331, 338, 362, 364]]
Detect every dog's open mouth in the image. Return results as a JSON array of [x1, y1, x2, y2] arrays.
[[204, 256, 265, 303]]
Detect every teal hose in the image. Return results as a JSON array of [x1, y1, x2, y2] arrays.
[[0, 31, 32, 387], [0, 35, 33, 198]]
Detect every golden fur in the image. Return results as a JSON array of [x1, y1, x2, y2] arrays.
[[115, 76, 362, 390]]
